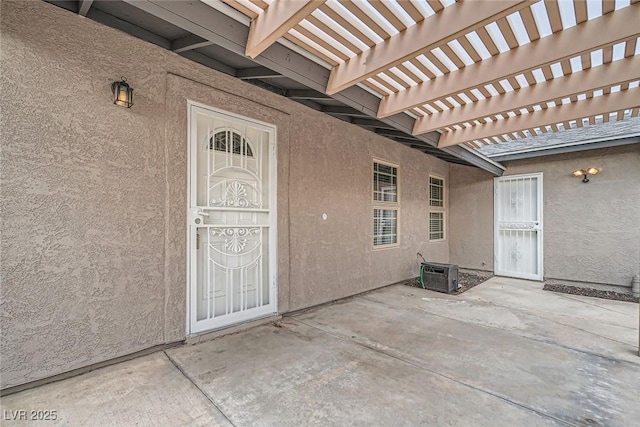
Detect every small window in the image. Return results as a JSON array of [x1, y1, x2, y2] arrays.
[[374, 209, 398, 246], [429, 176, 445, 241], [429, 212, 444, 241], [429, 176, 444, 207], [209, 130, 253, 157], [373, 160, 399, 248], [374, 162, 397, 203]]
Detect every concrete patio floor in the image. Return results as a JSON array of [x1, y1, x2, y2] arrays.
[[2, 277, 639, 426]]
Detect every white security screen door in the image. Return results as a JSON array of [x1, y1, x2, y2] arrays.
[[494, 173, 543, 281], [188, 102, 277, 334]]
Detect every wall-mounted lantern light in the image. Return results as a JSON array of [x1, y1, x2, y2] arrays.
[[572, 167, 599, 183], [111, 77, 133, 108]]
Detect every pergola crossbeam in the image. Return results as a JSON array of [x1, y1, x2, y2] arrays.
[[351, 119, 396, 130], [236, 66, 281, 79], [438, 88, 640, 148], [78, 0, 94, 16], [375, 129, 414, 138], [414, 55, 640, 135], [379, 5, 640, 118], [179, 51, 236, 76], [326, 0, 535, 95], [285, 89, 331, 100], [321, 106, 370, 118], [245, 0, 325, 58], [121, 0, 505, 175], [171, 34, 213, 53]]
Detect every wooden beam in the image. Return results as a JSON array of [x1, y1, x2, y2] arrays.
[[396, 1, 424, 23], [248, 0, 269, 10], [236, 66, 281, 79], [285, 89, 330, 100], [438, 88, 640, 148], [379, 5, 640, 118], [86, 8, 171, 50], [340, 1, 391, 40], [178, 51, 236, 76], [245, 0, 325, 58], [321, 106, 369, 118], [220, 0, 259, 18], [171, 34, 213, 53], [78, 0, 93, 16], [351, 119, 397, 130], [414, 56, 640, 135], [121, 0, 503, 174], [374, 129, 413, 138], [318, 4, 376, 48], [325, 0, 534, 95]]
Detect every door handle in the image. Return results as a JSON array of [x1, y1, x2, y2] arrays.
[[189, 208, 209, 225], [194, 209, 209, 225]]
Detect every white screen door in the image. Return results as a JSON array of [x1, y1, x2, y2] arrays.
[[494, 173, 543, 281], [187, 102, 277, 334]]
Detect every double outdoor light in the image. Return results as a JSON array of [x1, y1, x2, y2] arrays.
[[111, 77, 133, 108], [572, 167, 599, 183]]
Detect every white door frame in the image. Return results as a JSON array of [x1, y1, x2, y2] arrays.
[[494, 172, 543, 281], [186, 100, 278, 335]]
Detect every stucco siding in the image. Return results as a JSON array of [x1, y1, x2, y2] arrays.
[[1, 0, 170, 389], [1, 0, 447, 389], [450, 146, 640, 287], [449, 165, 495, 271], [287, 107, 450, 310], [504, 145, 640, 287]]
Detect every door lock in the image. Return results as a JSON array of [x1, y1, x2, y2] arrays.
[[188, 208, 209, 225]]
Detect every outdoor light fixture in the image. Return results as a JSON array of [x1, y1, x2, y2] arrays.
[[111, 77, 133, 108], [572, 167, 599, 183]]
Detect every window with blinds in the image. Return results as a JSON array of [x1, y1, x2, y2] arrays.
[[429, 176, 443, 207], [429, 176, 445, 241], [373, 162, 397, 202], [429, 212, 444, 241], [373, 160, 399, 248], [374, 209, 398, 246]]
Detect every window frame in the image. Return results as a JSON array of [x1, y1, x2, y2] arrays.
[[208, 128, 255, 157], [372, 159, 400, 249], [429, 175, 446, 242]]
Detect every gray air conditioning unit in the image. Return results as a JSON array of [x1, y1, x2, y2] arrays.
[[419, 262, 460, 294]]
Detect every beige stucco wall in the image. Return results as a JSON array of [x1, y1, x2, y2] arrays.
[[287, 107, 450, 310], [450, 145, 640, 288], [449, 165, 495, 271], [1, 0, 448, 389]]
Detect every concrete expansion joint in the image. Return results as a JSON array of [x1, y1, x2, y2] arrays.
[[553, 293, 638, 317], [162, 351, 236, 426], [466, 298, 639, 349], [360, 294, 639, 365], [288, 318, 578, 427]]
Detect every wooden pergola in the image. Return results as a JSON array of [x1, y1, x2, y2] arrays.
[[221, 0, 640, 150]]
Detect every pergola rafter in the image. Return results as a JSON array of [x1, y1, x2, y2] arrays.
[[177, 0, 640, 153], [325, 0, 535, 95], [413, 56, 640, 135], [378, 5, 640, 118], [437, 88, 640, 148], [78, 0, 93, 16], [245, 0, 325, 58]]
